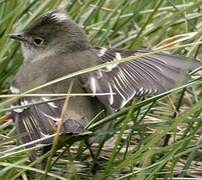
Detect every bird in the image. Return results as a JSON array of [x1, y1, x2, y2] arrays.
[[9, 10, 201, 163]]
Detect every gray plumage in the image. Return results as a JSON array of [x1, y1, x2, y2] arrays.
[[10, 11, 201, 161]]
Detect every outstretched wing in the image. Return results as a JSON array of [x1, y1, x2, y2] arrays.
[[83, 47, 201, 110], [11, 96, 84, 160]]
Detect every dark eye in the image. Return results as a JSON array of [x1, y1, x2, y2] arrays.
[[33, 37, 44, 46]]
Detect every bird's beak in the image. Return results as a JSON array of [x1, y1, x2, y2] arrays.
[[9, 33, 25, 42]]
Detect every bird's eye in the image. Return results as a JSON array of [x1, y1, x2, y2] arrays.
[[33, 37, 44, 46]]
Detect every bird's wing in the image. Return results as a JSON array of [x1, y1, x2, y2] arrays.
[[12, 97, 61, 145], [83, 47, 201, 110], [12, 97, 84, 159]]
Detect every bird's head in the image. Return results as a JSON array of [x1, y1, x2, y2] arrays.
[[10, 11, 91, 61]]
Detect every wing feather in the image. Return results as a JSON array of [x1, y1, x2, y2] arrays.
[[84, 47, 201, 110], [12, 97, 84, 160]]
